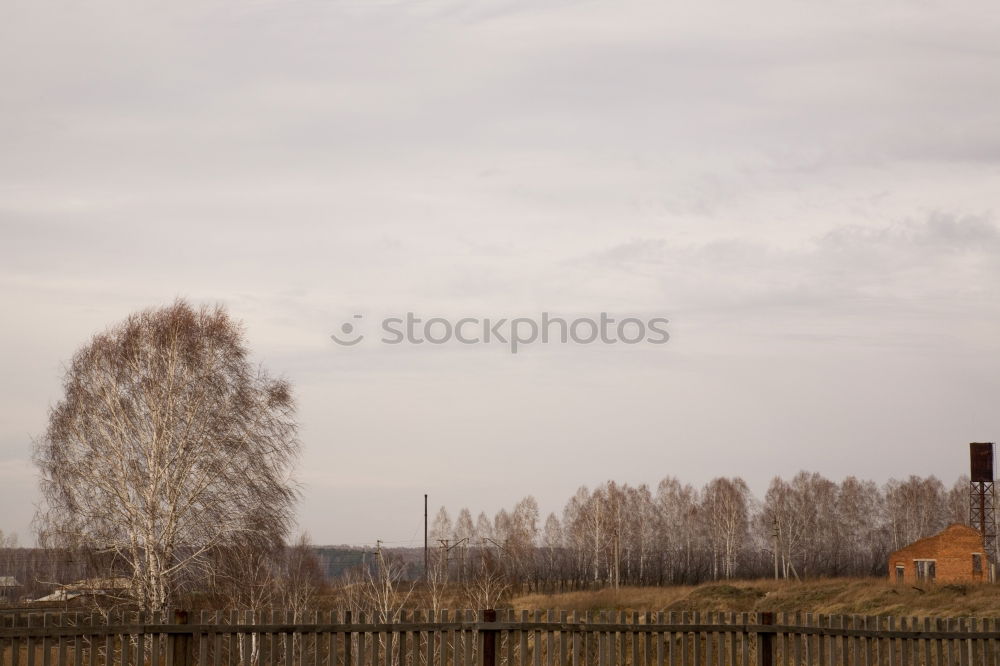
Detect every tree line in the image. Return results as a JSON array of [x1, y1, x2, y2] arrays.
[[425, 472, 976, 592]]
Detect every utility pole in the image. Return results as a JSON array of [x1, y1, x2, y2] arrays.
[[437, 537, 469, 580], [772, 516, 779, 580], [424, 494, 429, 581], [438, 539, 451, 575]]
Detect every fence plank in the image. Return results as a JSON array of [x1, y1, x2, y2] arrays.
[[43, 613, 53, 666], [617, 612, 625, 666], [986, 618, 995, 666], [596, 610, 602, 666], [56, 612, 67, 666], [807, 614, 815, 666], [776, 613, 785, 666], [970, 618, 980, 666], [606, 613, 616, 666], [792, 612, 801, 666], [404, 610, 411, 666], [704, 613, 712, 666], [919, 618, 928, 666], [328, 610, 338, 666], [136, 614, 145, 666], [961, 618, 971, 666], [466, 610, 476, 666], [724, 613, 731, 666], [26, 613, 36, 666], [559, 612, 569, 666], [863, 616, 873, 666], [990, 618, 998, 666], [906, 617, 915, 666], [360, 611, 369, 666], [873, 616, 883, 666], [314, 610, 322, 666], [381, 612, 390, 666], [945, 618, 955, 666], [654, 614, 663, 666], [727, 613, 735, 666], [545, 608, 556, 666], [14, 613, 23, 666], [424, 610, 434, 666], [691, 612, 700, 666], [722, 612, 730, 666], [441, 609, 449, 666], [596, 613, 605, 666], [714, 612, 721, 666], [572, 612, 582, 666], [933, 618, 943, 666], [630, 613, 639, 666], [680, 613, 689, 666], [619, 611, 626, 666], [739, 614, 748, 666]]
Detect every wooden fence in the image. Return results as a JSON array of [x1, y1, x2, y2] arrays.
[[2, 610, 999, 666]]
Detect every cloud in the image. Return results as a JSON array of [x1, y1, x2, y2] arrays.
[[821, 212, 1000, 253], [578, 213, 1000, 314]]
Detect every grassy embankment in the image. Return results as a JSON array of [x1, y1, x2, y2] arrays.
[[512, 579, 1000, 617]]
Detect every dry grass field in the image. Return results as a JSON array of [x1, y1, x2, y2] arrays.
[[512, 579, 1000, 617]]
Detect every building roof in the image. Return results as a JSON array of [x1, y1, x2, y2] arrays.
[[30, 578, 133, 603], [33, 590, 82, 603], [889, 523, 984, 557], [62, 577, 131, 592]]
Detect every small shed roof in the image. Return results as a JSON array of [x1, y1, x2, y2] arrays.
[[888, 523, 984, 558]]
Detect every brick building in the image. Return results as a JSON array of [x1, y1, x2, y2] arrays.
[[888, 524, 988, 584]]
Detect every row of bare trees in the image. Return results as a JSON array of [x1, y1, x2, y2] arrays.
[[427, 472, 976, 591], [0, 535, 328, 611]]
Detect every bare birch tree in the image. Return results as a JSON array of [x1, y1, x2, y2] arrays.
[[276, 534, 326, 619], [655, 477, 699, 583], [474, 512, 494, 541], [884, 475, 948, 550], [453, 508, 475, 582], [359, 549, 414, 622], [33, 300, 300, 612], [424, 545, 449, 612], [463, 543, 509, 608], [701, 477, 750, 580]]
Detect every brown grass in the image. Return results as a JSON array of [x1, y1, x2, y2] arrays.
[[512, 578, 1000, 617]]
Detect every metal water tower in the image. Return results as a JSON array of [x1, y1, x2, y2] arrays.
[[969, 442, 996, 562]]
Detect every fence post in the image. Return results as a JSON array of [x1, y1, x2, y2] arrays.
[[172, 610, 191, 666], [482, 609, 498, 666], [345, 611, 353, 666], [757, 612, 773, 666]]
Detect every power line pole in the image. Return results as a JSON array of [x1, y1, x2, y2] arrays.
[[424, 494, 429, 581], [772, 516, 779, 580], [439, 539, 450, 575], [437, 537, 468, 580]]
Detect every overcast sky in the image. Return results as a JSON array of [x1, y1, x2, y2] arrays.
[[2, 0, 999, 546]]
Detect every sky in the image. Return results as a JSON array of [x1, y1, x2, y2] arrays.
[[2, 0, 1000, 546]]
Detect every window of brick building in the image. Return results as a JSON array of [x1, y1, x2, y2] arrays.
[[915, 559, 936, 582], [973, 553, 983, 575], [895, 565, 904, 583]]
